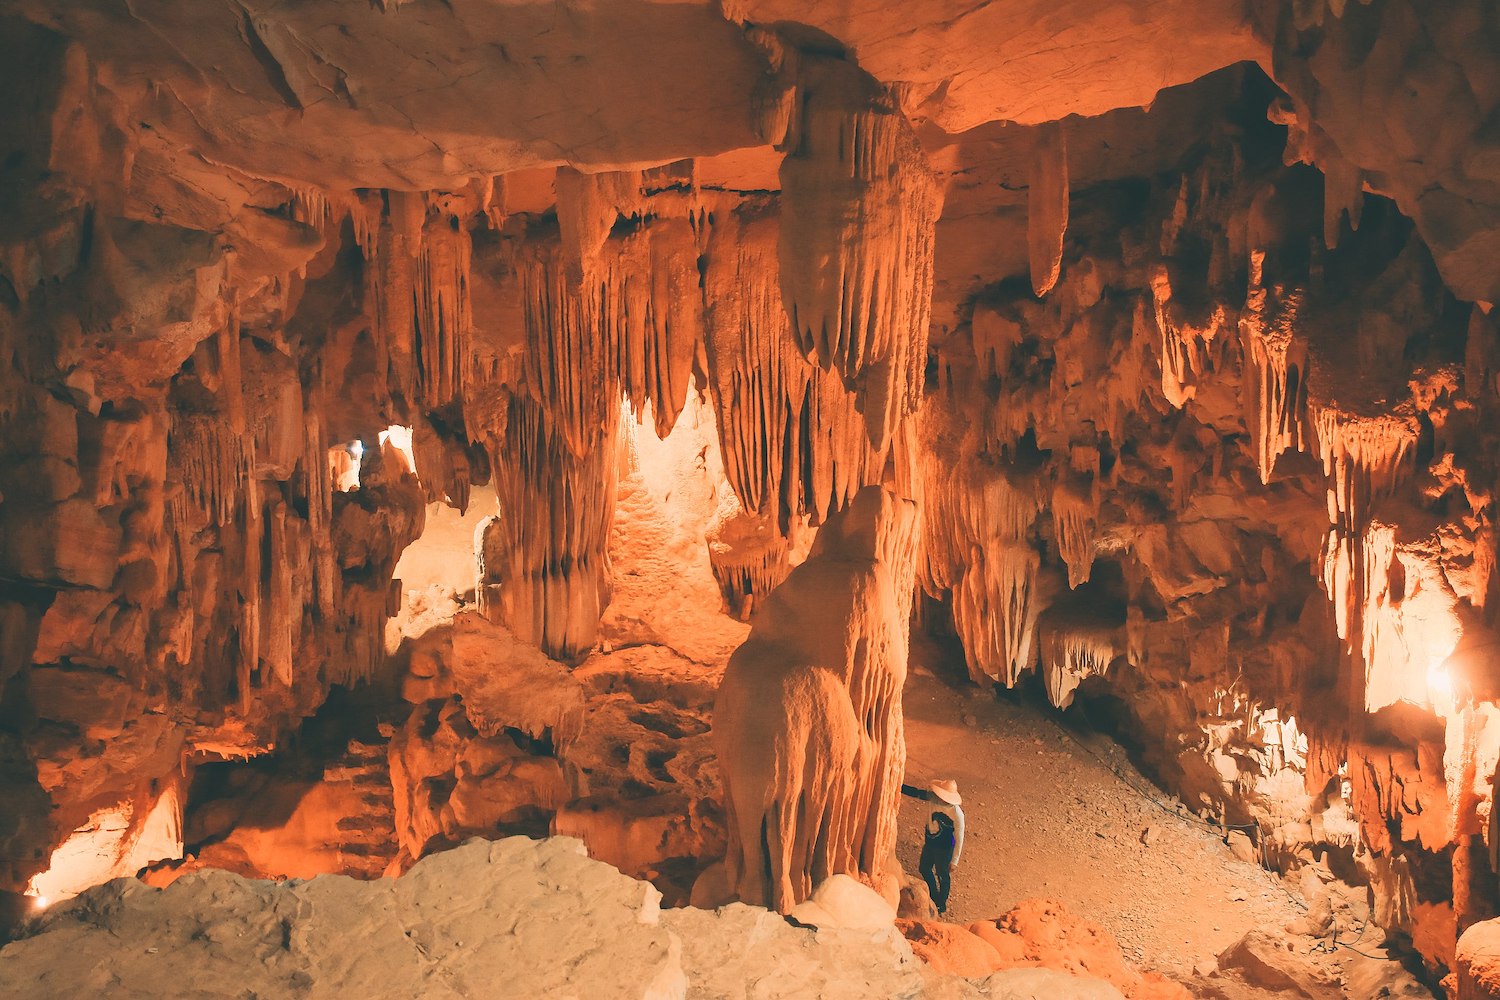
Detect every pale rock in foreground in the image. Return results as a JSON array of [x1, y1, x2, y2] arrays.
[[0, 837, 1125, 999]]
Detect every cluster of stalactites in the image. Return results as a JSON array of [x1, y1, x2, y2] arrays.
[[485, 391, 618, 663], [1311, 406, 1419, 534], [1312, 404, 1422, 691], [701, 202, 889, 531], [164, 324, 391, 715], [1038, 611, 1120, 710], [365, 191, 474, 413], [292, 184, 475, 415], [705, 493, 807, 622], [170, 410, 256, 530], [518, 211, 702, 454], [920, 452, 1044, 686], [777, 67, 941, 454]]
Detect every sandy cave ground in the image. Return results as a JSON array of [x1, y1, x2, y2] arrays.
[[896, 661, 1310, 980]]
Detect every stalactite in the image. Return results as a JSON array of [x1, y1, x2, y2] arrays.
[[215, 309, 245, 436], [792, 364, 889, 525], [778, 66, 941, 452], [1239, 250, 1309, 483], [1028, 120, 1069, 298], [1039, 613, 1119, 710], [1312, 406, 1419, 534], [705, 495, 803, 621], [301, 399, 338, 624], [289, 186, 333, 233], [610, 218, 701, 439], [1052, 472, 1098, 589], [957, 543, 1043, 686], [487, 391, 618, 663], [1322, 157, 1364, 250], [169, 412, 254, 529], [1150, 264, 1230, 409], [414, 207, 472, 411], [920, 451, 1043, 685], [262, 498, 294, 687], [366, 191, 473, 412], [519, 216, 702, 454], [411, 417, 472, 512], [554, 166, 644, 282], [518, 237, 614, 458], [702, 200, 887, 531], [702, 202, 797, 519], [237, 485, 262, 712], [369, 191, 423, 407]]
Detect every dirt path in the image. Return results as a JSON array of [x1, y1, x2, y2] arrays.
[[896, 661, 1306, 981]]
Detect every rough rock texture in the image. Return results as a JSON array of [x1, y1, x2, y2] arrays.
[[0, 836, 1129, 1000], [900, 898, 1189, 999], [1459, 918, 1500, 999]]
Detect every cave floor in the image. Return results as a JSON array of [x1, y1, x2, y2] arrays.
[[896, 664, 1309, 981]]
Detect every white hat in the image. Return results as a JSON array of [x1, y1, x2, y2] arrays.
[[930, 779, 961, 806]]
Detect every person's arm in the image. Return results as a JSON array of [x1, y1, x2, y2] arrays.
[[950, 805, 965, 867], [901, 783, 932, 801]]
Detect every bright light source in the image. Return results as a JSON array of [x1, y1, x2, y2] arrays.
[[378, 425, 417, 476], [33, 895, 49, 910], [350, 439, 365, 459], [1427, 658, 1454, 704]]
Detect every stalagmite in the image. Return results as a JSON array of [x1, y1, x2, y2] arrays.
[[1028, 120, 1069, 298], [715, 487, 916, 912], [777, 60, 941, 451]]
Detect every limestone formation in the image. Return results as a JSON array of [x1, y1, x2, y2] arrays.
[[715, 487, 917, 911], [3, 0, 1500, 991]]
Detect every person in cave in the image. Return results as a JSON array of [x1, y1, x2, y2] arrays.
[[902, 779, 964, 914], [920, 811, 958, 914]]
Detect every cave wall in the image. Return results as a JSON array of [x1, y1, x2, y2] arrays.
[[0, 0, 1499, 980]]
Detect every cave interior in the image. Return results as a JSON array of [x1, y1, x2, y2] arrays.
[[3, 1, 1500, 997]]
